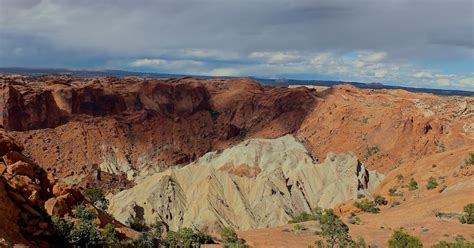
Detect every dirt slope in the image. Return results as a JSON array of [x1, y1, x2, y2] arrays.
[[298, 84, 474, 173], [238, 147, 474, 247]]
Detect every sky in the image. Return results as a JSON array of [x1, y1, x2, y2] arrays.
[[0, 0, 473, 90]]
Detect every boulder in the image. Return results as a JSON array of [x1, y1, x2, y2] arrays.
[[334, 201, 361, 215], [57, 193, 78, 208], [52, 184, 83, 202], [7, 175, 41, 196], [44, 197, 69, 217], [0, 130, 23, 156], [2, 151, 35, 167], [6, 161, 36, 178], [0, 162, 6, 175]]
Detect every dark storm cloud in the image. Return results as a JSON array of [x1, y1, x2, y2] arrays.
[[0, 0, 472, 89], [1, 0, 471, 56]]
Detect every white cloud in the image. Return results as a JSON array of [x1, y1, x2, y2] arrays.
[[459, 78, 474, 86], [202, 68, 240, 76], [374, 70, 388, 78], [123, 50, 473, 91], [436, 78, 450, 86], [358, 51, 387, 63], [130, 59, 167, 67], [414, 71, 434, 78], [130, 58, 204, 68], [310, 53, 340, 67], [249, 51, 302, 63], [174, 49, 240, 60]]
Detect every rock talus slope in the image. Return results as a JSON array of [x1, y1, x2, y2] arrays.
[[108, 135, 383, 231]]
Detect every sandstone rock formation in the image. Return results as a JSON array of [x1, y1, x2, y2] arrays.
[[1, 74, 472, 246], [3, 75, 472, 193], [2, 75, 317, 190], [108, 135, 383, 231], [0, 128, 137, 246], [297, 85, 474, 172]]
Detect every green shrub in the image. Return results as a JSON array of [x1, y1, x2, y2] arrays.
[[126, 216, 147, 232], [389, 187, 398, 196], [374, 195, 388, 206], [223, 243, 247, 248], [396, 174, 404, 181], [348, 214, 362, 225], [288, 208, 322, 224], [221, 226, 239, 243], [100, 224, 118, 245], [408, 178, 418, 191], [365, 146, 380, 159], [51, 204, 119, 247], [293, 223, 307, 232], [68, 220, 100, 246], [427, 177, 439, 190], [220, 226, 246, 247], [84, 188, 103, 204], [353, 200, 380, 213], [129, 217, 166, 247], [460, 203, 474, 224], [74, 204, 97, 222], [432, 236, 474, 248], [51, 215, 73, 240], [195, 230, 214, 244], [129, 232, 156, 247], [84, 187, 109, 211], [320, 209, 353, 247], [357, 194, 366, 199], [388, 230, 422, 248], [166, 227, 196, 247]]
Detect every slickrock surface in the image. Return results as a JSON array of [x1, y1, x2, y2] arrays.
[[108, 135, 383, 231]]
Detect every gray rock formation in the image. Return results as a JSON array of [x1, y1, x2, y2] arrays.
[[108, 135, 383, 231]]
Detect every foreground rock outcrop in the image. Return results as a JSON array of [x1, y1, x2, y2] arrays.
[[0, 128, 137, 247], [108, 135, 383, 231]]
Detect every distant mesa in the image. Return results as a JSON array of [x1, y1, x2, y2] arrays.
[[367, 82, 384, 88]]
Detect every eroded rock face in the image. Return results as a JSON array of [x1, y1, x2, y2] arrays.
[[4, 75, 473, 192], [3, 75, 317, 190], [108, 135, 384, 231]]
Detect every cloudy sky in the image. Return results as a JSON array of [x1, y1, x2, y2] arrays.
[[1, 0, 473, 90]]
